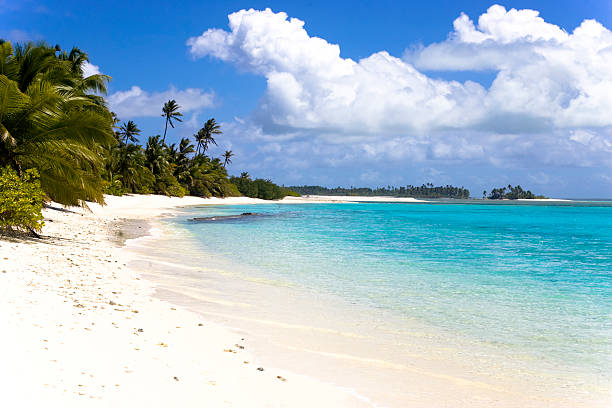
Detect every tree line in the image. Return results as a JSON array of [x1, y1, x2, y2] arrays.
[[289, 184, 471, 199], [231, 173, 299, 200], [483, 185, 546, 200], [107, 113, 239, 198]]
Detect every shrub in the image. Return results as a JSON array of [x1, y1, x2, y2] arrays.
[[0, 166, 46, 235], [165, 183, 187, 197], [103, 175, 124, 196], [154, 174, 186, 197], [229, 174, 299, 200]]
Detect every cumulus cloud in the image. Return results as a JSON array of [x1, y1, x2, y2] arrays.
[[107, 85, 214, 118], [188, 6, 612, 137], [186, 4, 612, 192], [411, 5, 612, 130], [188, 8, 487, 135]]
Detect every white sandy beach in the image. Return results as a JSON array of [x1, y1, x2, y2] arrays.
[[283, 195, 427, 203], [0, 194, 372, 408]]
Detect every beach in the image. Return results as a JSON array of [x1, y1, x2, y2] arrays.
[[1, 194, 610, 408], [0, 195, 373, 408]]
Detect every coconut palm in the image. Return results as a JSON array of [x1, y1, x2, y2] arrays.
[[0, 41, 114, 206], [117, 120, 141, 144], [222, 150, 234, 167], [194, 118, 221, 155], [171, 138, 195, 186], [109, 143, 153, 193], [161, 99, 182, 142], [145, 135, 169, 176], [178, 137, 195, 157]]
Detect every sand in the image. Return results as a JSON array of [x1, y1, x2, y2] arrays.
[[0, 194, 372, 408], [282, 195, 427, 203]]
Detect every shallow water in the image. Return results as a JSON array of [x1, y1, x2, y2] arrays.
[[131, 200, 612, 407]]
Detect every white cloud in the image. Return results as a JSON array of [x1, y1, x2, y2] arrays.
[[411, 5, 612, 130], [188, 8, 487, 135], [107, 85, 214, 118], [187, 6, 612, 176], [82, 61, 100, 77], [452, 5, 569, 44]]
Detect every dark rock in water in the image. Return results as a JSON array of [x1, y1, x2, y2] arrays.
[[191, 212, 261, 222]]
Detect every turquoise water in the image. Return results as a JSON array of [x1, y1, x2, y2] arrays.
[[173, 201, 612, 380]]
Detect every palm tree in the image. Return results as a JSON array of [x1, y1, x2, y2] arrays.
[[178, 137, 195, 157], [222, 150, 234, 167], [188, 154, 234, 197], [110, 143, 152, 193], [161, 99, 182, 143], [194, 118, 221, 155], [144, 135, 169, 176], [117, 120, 141, 144], [0, 41, 114, 206], [172, 138, 195, 186]]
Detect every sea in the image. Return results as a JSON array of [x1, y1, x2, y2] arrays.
[[128, 200, 612, 407]]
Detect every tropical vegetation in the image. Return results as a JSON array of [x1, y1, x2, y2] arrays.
[[0, 40, 297, 234], [231, 173, 299, 200], [0, 166, 45, 236], [289, 184, 471, 199], [484, 185, 546, 200], [0, 40, 114, 206]]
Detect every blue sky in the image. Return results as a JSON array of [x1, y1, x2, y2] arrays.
[[4, 0, 612, 197]]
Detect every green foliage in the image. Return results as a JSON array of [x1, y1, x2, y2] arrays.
[[487, 185, 544, 200], [194, 118, 220, 155], [0, 166, 45, 234], [103, 128, 241, 199], [0, 40, 292, 221], [187, 155, 238, 198], [0, 41, 114, 206], [289, 184, 469, 199], [161, 99, 182, 142], [283, 189, 301, 197], [230, 173, 297, 200], [117, 120, 140, 144], [103, 173, 123, 196], [222, 150, 233, 167]]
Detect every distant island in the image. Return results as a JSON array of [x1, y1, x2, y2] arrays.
[[484, 185, 547, 200], [288, 184, 470, 199], [289, 184, 547, 200]]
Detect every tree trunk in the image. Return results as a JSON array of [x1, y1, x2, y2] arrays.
[[163, 117, 169, 143]]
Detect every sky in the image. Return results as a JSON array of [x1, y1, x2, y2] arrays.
[[3, 0, 612, 198]]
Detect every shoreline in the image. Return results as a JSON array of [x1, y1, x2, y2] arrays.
[[0, 195, 371, 407], [1, 194, 608, 407], [125, 199, 609, 408]]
